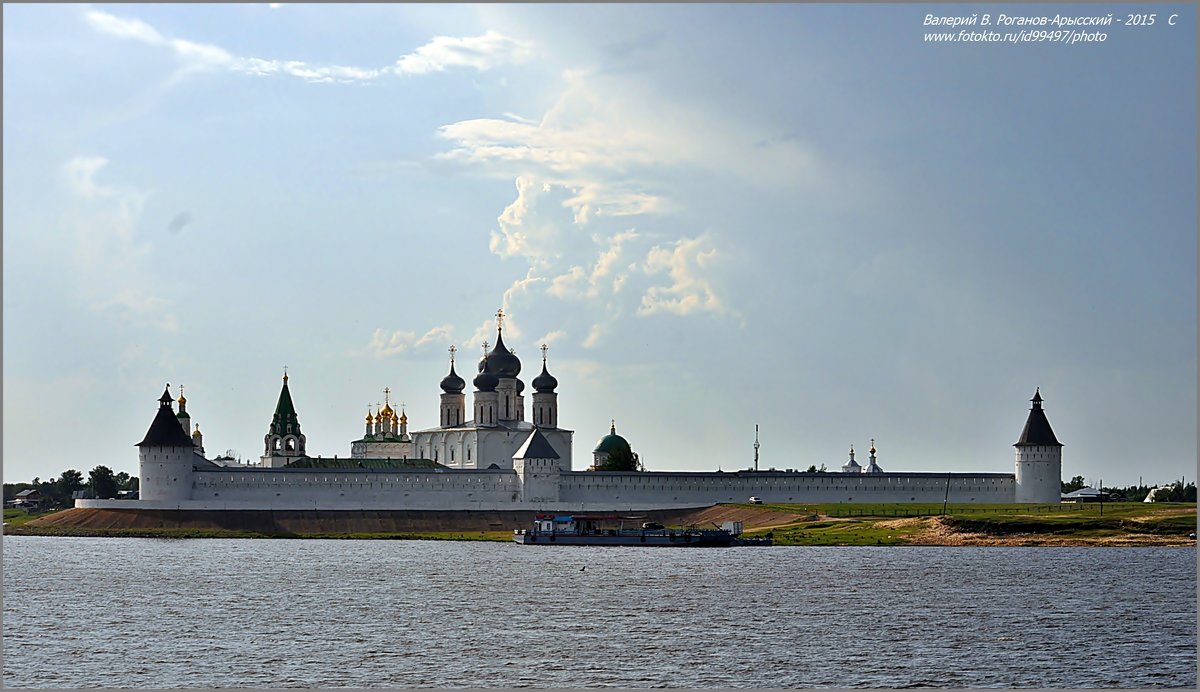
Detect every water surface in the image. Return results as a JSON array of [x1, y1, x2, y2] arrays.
[[3, 537, 1194, 688]]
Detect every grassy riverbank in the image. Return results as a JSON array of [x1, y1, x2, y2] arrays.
[[5, 504, 1194, 546], [736, 502, 1197, 546]]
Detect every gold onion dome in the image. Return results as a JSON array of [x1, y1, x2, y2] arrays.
[[192, 425, 202, 437], [365, 408, 373, 423], [400, 410, 408, 424]]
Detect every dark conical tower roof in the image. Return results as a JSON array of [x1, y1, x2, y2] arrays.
[[1014, 388, 1062, 447], [137, 384, 194, 447], [269, 372, 302, 437]]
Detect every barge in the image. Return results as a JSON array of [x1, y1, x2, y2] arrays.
[[513, 514, 772, 547]]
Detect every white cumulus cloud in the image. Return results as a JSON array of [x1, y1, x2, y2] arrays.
[[394, 30, 534, 75], [638, 235, 724, 317], [84, 8, 531, 85], [364, 324, 455, 358]]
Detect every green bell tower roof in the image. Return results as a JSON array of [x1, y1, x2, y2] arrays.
[[269, 371, 301, 437]]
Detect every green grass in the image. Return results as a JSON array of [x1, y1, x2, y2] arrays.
[[738, 502, 1196, 546], [3, 508, 67, 528], [756, 519, 924, 546]]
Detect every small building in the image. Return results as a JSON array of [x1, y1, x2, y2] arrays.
[[13, 489, 42, 506], [1062, 487, 1108, 503]]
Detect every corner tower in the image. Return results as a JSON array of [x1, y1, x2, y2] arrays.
[[137, 384, 196, 502], [1013, 388, 1063, 503], [262, 370, 307, 468]]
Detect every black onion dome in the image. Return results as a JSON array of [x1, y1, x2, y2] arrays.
[[440, 363, 465, 394], [532, 363, 558, 392], [487, 330, 522, 378], [473, 366, 499, 392], [515, 378, 525, 394]]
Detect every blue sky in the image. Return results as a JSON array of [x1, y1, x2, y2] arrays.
[[3, 3, 1195, 487]]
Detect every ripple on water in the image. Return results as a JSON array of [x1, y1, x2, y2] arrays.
[[2, 539, 1195, 688]]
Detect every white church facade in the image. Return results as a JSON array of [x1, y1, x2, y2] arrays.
[[79, 310, 1064, 512]]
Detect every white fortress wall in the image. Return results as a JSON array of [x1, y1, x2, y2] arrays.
[[557, 471, 1016, 506], [188, 467, 521, 509]]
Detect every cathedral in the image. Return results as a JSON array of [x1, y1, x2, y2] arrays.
[[253, 309, 573, 470], [409, 309, 574, 471]]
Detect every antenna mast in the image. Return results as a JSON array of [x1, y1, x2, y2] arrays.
[[754, 424, 760, 472]]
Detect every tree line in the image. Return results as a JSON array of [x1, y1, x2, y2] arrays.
[[1061, 475, 1196, 502], [4, 467, 138, 508]]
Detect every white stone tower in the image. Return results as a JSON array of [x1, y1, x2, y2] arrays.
[[531, 344, 559, 429], [1013, 388, 1063, 503], [513, 428, 561, 503], [137, 384, 197, 502]]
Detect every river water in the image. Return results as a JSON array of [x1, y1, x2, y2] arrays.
[[3, 537, 1195, 688]]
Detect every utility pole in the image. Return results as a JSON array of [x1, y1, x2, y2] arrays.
[[1099, 477, 1104, 517], [753, 424, 760, 472]]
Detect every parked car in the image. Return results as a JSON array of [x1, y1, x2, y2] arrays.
[[748, 496, 763, 504]]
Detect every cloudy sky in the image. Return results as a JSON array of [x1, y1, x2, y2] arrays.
[[4, 4, 1195, 487]]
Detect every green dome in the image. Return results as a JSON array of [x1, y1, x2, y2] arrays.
[[593, 421, 631, 454]]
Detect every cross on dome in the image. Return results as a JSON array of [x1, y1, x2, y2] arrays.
[[540, 343, 548, 363], [448, 344, 457, 364], [495, 307, 505, 331]]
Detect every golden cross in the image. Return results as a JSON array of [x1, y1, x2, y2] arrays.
[[383, 386, 391, 403]]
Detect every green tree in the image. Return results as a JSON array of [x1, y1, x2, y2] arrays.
[[89, 466, 119, 500], [594, 445, 642, 472], [804, 465, 818, 473], [1061, 475, 1086, 493], [56, 469, 84, 499], [115, 471, 130, 491]]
